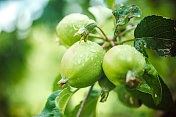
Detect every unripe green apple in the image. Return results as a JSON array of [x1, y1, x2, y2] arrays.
[[59, 41, 104, 88], [103, 45, 146, 86], [56, 13, 89, 46]]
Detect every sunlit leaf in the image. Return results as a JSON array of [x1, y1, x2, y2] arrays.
[[55, 88, 77, 114], [34, 90, 62, 117], [134, 15, 176, 57], [70, 90, 99, 117]]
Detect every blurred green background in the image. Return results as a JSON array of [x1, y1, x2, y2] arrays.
[[0, 0, 175, 117]]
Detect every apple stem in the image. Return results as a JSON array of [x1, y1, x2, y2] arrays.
[[89, 33, 105, 39], [115, 38, 137, 45], [118, 26, 136, 37], [96, 26, 116, 47], [96, 26, 111, 42], [102, 41, 109, 48], [76, 84, 94, 117], [89, 33, 113, 40]]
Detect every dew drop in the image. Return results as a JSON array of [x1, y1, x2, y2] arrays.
[[90, 49, 96, 53]]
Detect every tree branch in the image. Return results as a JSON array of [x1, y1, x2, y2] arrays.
[[76, 85, 94, 117], [89, 33, 113, 41]]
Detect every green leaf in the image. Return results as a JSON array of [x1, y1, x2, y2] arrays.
[[70, 90, 100, 117], [105, 0, 115, 9], [136, 62, 162, 105], [113, 5, 141, 25], [113, 5, 141, 38], [134, 15, 176, 57], [55, 88, 78, 115], [116, 86, 142, 108], [142, 74, 161, 105], [34, 90, 62, 117], [136, 80, 152, 95], [52, 74, 69, 92], [127, 76, 175, 111]]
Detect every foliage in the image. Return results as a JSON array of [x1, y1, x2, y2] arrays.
[[70, 90, 99, 117], [35, 1, 176, 116], [55, 88, 74, 114], [134, 15, 176, 57], [0, 0, 176, 117], [127, 76, 175, 111], [136, 61, 162, 105], [0, 0, 174, 117], [113, 5, 141, 38], [35, 90, 62, 117]]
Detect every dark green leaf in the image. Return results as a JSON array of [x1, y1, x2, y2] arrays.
[[105, 0, 115, 9], [70, 90, 100, 117], [137, 62, 162, 105], [127, 76, 175, 112], [55, 88, 77, 114], [116, 86, 142, 108], [113, 5, 141, 25], [142, 74, 161, 105], [136, 79, 152, 95], [134, 15, 176, 57], [52, 74, 69, 92], [34, 90, 62, 117]]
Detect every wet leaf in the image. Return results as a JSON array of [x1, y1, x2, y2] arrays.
[[70, 90, 99, 117], [113, 5, 141, 25], [134, 15, 176, 57]]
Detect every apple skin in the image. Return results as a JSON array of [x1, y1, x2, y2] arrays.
[[56, 13, 89, 47], [103, 45, 146, 86], [60, 41, 105, 88]]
